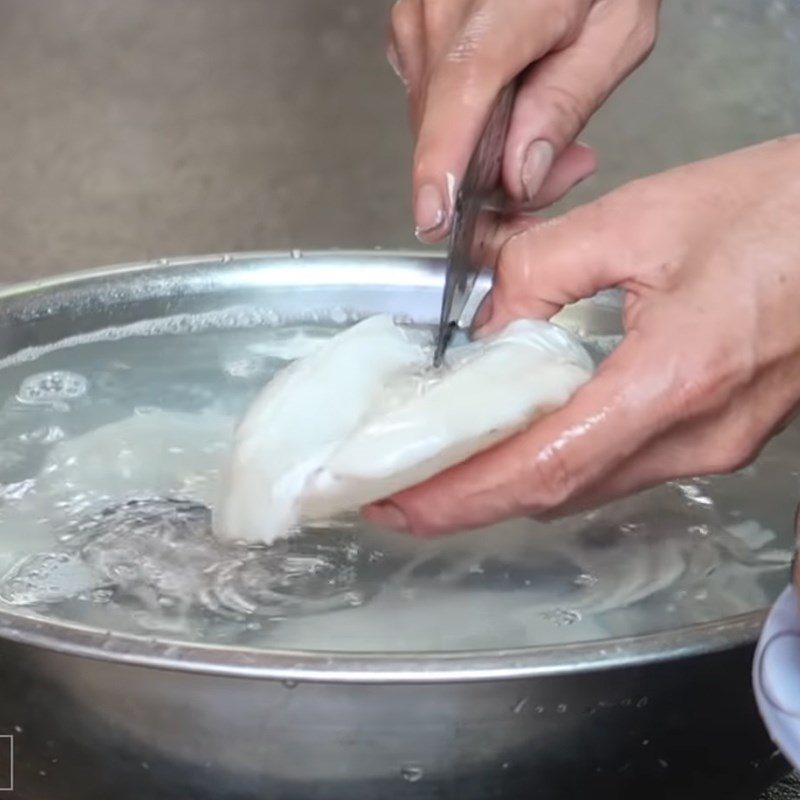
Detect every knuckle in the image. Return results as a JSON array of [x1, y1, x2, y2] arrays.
[[705, 433, 756, 475], [390, 0, 419, 42], [421, 0, 449, 38], [544, 4, 585, 44], [634, 18, 658, 58], [539, 83, 590, 141], [523, 447, 577, 510], [670, 348, 746, 418], [626, 3, 659, 59]]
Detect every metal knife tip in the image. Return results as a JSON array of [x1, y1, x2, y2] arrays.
[[432, 321, 456, 368]]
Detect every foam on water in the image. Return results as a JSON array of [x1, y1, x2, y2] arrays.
[[0, 316, 794, 652]]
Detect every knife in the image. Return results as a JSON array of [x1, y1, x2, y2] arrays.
[[432, 80, 517, 367]]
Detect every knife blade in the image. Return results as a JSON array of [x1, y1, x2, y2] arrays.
[[433, 81, 517, 367]]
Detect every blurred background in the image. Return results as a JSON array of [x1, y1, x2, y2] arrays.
[[0, 0, 797, 282]]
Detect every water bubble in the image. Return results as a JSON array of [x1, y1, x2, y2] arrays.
[[282, 680, 298, 690], [541, 608, 582, 627], [19, 426, 65, 445], [17, 371, 88, 405], [400, 765, 424, 783], [345, 591, 365, 607], [574, 573, 597, 588], [0, 479, 36, 502], [673, 482, 713, 507], [223, 357, 265, 379], [556, 704, 568, 714]]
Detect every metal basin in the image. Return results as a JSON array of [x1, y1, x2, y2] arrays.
[[0, 252, 790, 799]]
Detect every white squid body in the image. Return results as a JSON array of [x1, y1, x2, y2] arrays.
[[213, 315, 595, 544]]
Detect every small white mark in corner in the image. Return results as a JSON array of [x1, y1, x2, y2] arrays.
[[0, 735, 13, 792]]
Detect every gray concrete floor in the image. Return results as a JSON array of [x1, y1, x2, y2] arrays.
[[0, 0, 799, 796], [0, 0, 798, 282]]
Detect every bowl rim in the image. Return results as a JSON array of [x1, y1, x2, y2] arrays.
[[0, 250, 773, 682]]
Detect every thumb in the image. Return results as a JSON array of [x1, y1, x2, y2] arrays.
[[476, 201, 630, 335], [503, 0, 659, 202]]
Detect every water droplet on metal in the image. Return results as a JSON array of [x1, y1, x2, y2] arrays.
[[401, 765, 424, 783]]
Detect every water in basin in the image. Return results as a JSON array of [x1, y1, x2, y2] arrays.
[[0, 314, 794, 653]]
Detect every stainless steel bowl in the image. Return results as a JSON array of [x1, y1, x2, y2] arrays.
[[0, 252, 789, 799]]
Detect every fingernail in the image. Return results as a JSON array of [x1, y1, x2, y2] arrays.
[[414, 183, 445, 241], [521, 140, 555, 202], [471, 292, 493, 333], [362, 501, 410, 532]]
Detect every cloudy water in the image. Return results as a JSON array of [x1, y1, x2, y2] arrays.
[[0, 317, 795, 653]]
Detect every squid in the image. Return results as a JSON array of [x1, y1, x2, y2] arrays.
[[213, 315, 595, 544]]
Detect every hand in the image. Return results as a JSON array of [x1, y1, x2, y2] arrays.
[[388, 0, 661, 239], [363, 136, 800, 535]]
